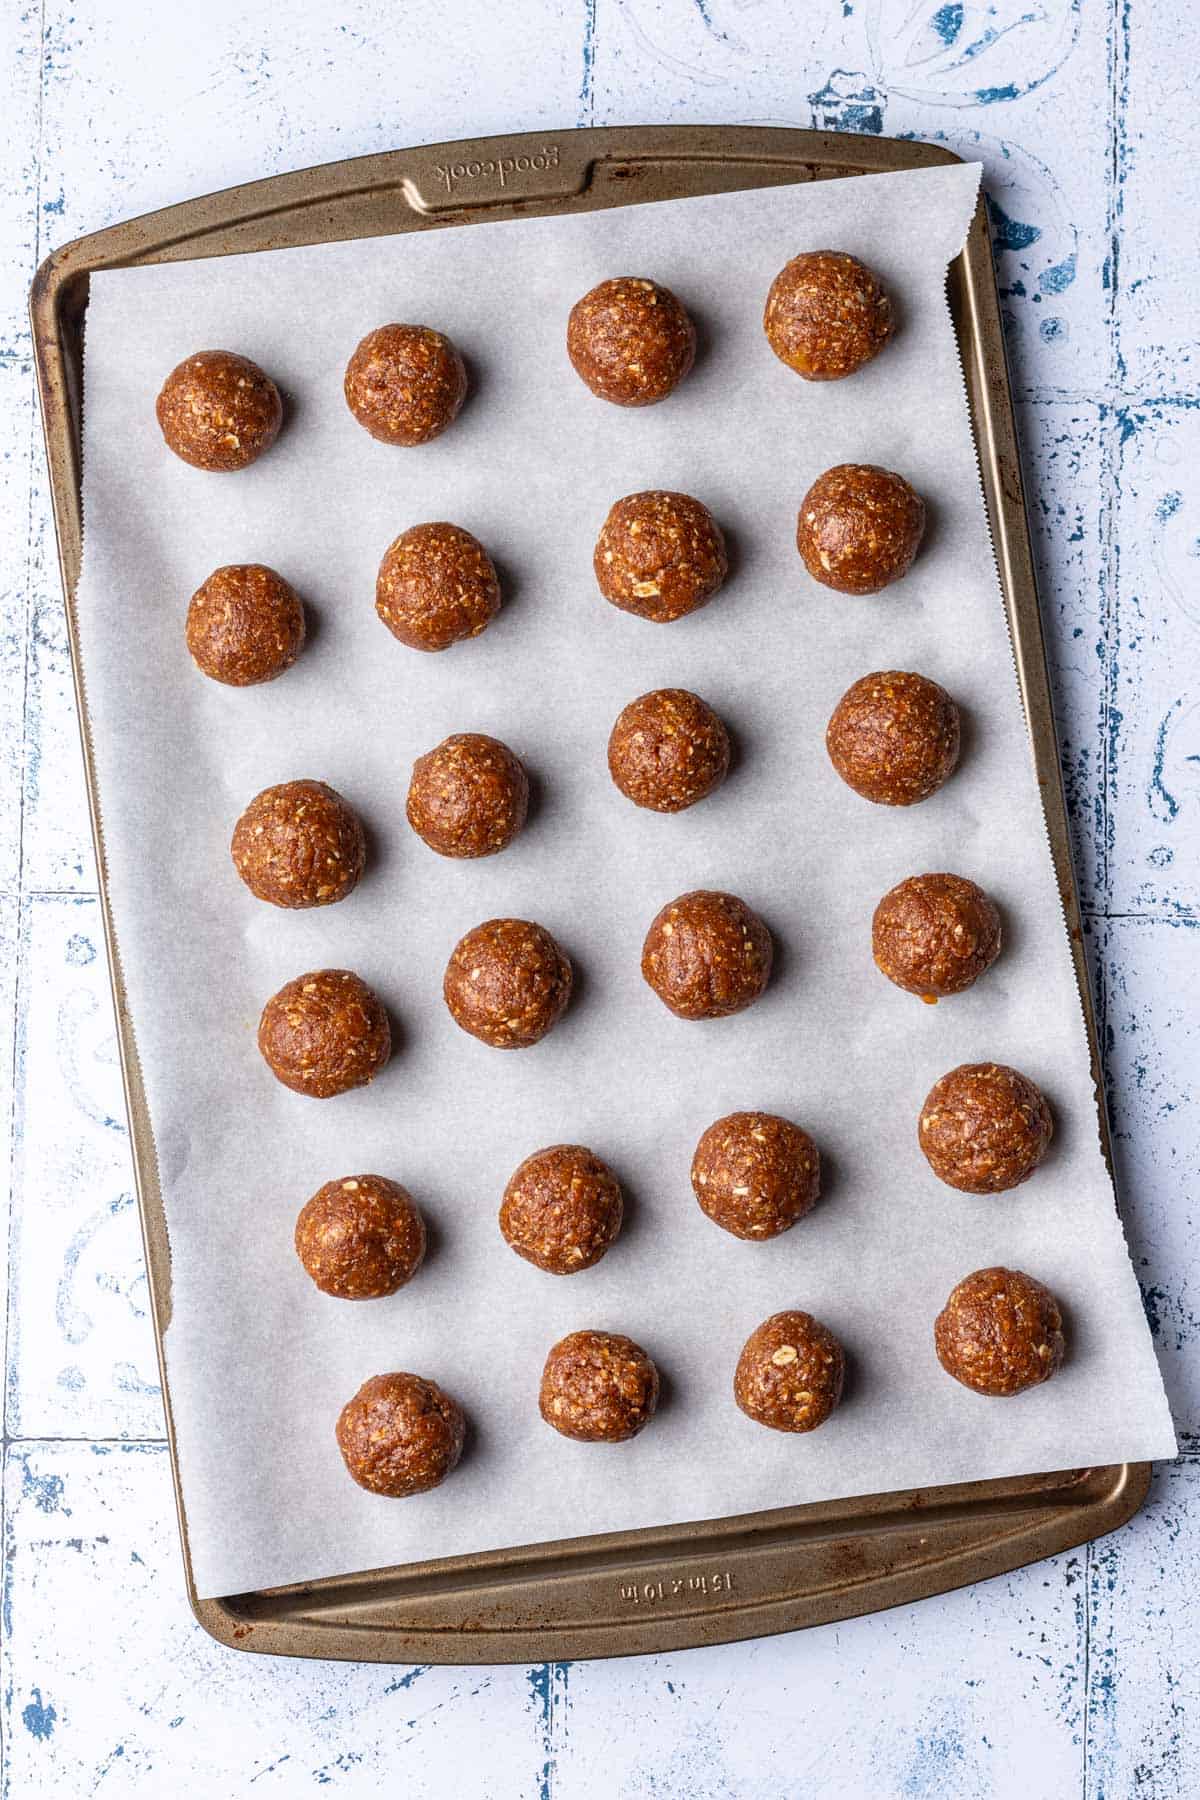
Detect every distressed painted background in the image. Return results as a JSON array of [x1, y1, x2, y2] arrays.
[[0, 2, 1196, 1795]]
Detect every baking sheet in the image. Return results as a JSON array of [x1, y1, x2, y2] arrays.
[[75, 161, 1175, 1600]]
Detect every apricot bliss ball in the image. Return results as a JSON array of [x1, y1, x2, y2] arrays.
[[567, 277, 695, 406], [295, 1175, 426, 1299], [935, 1267, 1066, 1397], [343, 323, 467, 445], [918, 1062, 1053, 1194], [443, 918, 573, 1049], [593, 491, 727, 623], [539, 1330, 660, 1442], [185, 564, 305, 687], [231, 780, 365, 908], [763, 250, 894, 380], [826, 671, 961, 806], [336, 1372, 465, 1495], [607, 688, 730, 813], [257, 969, 390, 1099], [406, 734, 528, 858], [797, 464, 925, 594], [641, 890, 773, 1020], [156, 350, 282, 471]]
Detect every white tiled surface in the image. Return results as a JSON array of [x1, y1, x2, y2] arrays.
[[1, 3, 1196, 1795]]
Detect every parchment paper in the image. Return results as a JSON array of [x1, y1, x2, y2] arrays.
[[75, 162, 1175, 1600]]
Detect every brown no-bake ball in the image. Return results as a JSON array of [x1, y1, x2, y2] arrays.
[[500, 1145, 624, 1275], [539, 1330, 659, 1442], [797, 464, 925, 594], [336, 1372, 465, 1496], [691, 1111, 820, 1241], [826, 670, 961, 806], [734, 1311, 845, 1432], [873, 873, 1001, 1002], [443, 918, 572, 1049], [935, 1267, 1065, 1397], [156, 350, 282, 471], [344, 323, 467, 445], [567, 277, 695, 406], [607, 688, 730, 813], [406, 734, 529, 858], [919, 1062, 1053, 1194], [376, 522, 500, 652], [231, 780, 365, 908], [764, 251, 894, 380], [258, 969, 390, 1099], [295, 1175, 426, 1299], [642, 890, 773, 1021], [594, 491, 727, 623], [186, 564, 305, 687]]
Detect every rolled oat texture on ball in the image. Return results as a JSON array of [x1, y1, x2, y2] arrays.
[[500, 1145, 624, 1275], [231, 779, 365, 908], [593, 490, 727, 623], [156, 349, 282, 471], [185, 563, 305, 687], [918, 1062, 1053, 1193], [691, 1111, 820, 1240], [826, 670, 960, 805], [935, 1266, 1065, 1396], [567, 276, 696, 406], [336, 1371, 465, 1496], [295, 1175, 426, 1299], [607, 688, 730, 813], [763, 250, 894, 380], [344, 323, 467, 445], [797, 463, 925, 594], [406, 733, 529, 858], [539, 1329, 660, 1442], [443, 918, 573, 1049], [872, 872, 1001, 1001], [376, 521, 500, 652], [257, 969, 391, 1099], [641, 889, 773, 1020], [734, 1311, 845, 1432]]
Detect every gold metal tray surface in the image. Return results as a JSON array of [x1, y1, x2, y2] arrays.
[[30, 124, 1148, 1664]]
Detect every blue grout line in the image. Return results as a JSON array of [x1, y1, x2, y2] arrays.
[[1, 7, 47, 1778], [577, 0, 597, 127]]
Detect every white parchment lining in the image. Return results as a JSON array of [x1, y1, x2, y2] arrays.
[[74, 162, 1175, 1600]]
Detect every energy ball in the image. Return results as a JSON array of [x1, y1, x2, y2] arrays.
[[185, 564, 305, 687], [873, 872, 1001, 1002], [258, 969, 390, 1099], [443, 918, 572, 1049], [797, 464, 925, 594], [539, 1330, 659, 1442], [691, 1111, 820, 1241], [499, 1145, 623, 1275], [919, 1062, 1053, 1194], [594, 490, 727, 623], [567, 276, 695, 406], [295, 1175, 426, 1299], [156, 350, 282, 471], [406, 733, 529, 858], [935, 1267, 1065, 1397], [336, 1372, 465, 1496], [763, 250, 894, 380], [343, 323, 467, 445], [826, 670, 960, 806], [734, 1311, 845, 1433], [231, 779, 365, 909], [376, 522, 500, 652], [607, 688, 730, 813], [642, 890, 773, 1020]]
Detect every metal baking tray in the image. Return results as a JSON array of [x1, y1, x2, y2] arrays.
[[30, 124, 1148, 1663]]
